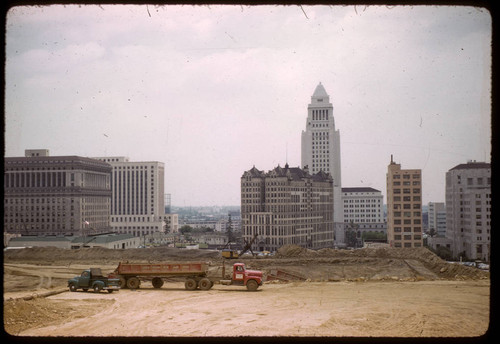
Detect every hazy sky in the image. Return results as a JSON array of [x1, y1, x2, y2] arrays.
[[4, 4, 491, 206]]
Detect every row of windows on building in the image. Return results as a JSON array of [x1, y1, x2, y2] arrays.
[[456, 176, 491, 185], [393, 196, 422, 202], [393, 174, 421, 179], [311, 109, 329, 120]]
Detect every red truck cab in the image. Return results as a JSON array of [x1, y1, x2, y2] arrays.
[[232, 263, 263, 291]]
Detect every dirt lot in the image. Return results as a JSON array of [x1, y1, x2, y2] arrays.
[[3, 245, 491, 338]]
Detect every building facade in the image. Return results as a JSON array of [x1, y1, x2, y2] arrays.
[[4, 150, 112, 236], [342, 187, 387, 243], [241, 164, 334, 252], [93, 156, 174, 236], [445, 161, 491, 261], [301, 83, 342, 225], [386, 156, 423, 248], [342, 187, 385, 224], [428, 202, 446, 237]]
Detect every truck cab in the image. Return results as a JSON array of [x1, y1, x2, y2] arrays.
[[231, 263, 263, 291], [68, 268, 120, 293]]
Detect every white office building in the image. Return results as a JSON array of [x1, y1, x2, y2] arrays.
[[428, 202, 446, 237], [301, 82, 343, 243], [342, 187, 386, 240], [93, 156, 174, 236], [342, 187, 385, 223]]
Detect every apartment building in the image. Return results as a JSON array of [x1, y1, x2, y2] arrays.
[[428, 202, 446, 237], [241, 164, 334, 252], [4, 149, 112, 236], [93, 156, 176, 236], [386, 156, 423, 248], [445, 161, 491, 261]]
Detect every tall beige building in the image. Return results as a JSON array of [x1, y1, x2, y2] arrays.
[[93, 156, 171, 236], [241, 164, 334, 252], [386, 156, 423, 248]]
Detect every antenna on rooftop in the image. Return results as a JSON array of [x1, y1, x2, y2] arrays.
[[286, 142, 288, 165]]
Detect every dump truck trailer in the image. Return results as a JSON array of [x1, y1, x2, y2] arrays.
[[109, 261, 262, 291]]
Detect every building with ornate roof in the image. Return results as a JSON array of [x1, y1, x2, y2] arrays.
[[241, 164, 334, 252]]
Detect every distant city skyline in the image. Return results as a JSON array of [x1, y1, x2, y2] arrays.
[[5, 5, 491, 206]]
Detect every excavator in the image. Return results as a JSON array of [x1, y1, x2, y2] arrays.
[[221, 233, 258, 259]]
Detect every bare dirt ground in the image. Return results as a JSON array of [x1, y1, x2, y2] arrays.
[[3, 245, 491, 338]]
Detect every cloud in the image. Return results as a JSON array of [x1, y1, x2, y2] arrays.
[[4, 4, 491, 206]]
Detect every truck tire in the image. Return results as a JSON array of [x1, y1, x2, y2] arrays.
[[246, 280, 259, 291], [93, 284, 102, 293], [199, 278, 212, 290], [69, 283, 77, 292], [118, 276, 127, 289], [127, 277, 140, 289], [107, 290, 114, 293], [152, 277, 164, 289], [185, 278, 197, 290]]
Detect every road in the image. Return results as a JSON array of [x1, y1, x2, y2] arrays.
[[16, 280, 490, 337]]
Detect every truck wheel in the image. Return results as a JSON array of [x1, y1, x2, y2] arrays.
[[152, 277, 164, 289], [107, 290, 114, 293], [246, 280, 259, 291], [118, 276, 127, 289], [69, 284, 77, 292], [93, 284, 102, 293], [199, 278, 212, 290], [185, 278, 197, 290], [127, 277, 140, 289]]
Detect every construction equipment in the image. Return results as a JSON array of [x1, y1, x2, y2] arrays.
[[239, 233, 258, 257], [221, 241, 239, 259]]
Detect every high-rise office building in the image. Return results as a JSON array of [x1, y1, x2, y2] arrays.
[[428, 202, 446, 237], [93, 156, 169, 236], [386, 156, 423, 248], [301, 82, 342, 224], [4, 150, 112, 236], [241, 164, 334, 252], [300, 82, 343, 247], [445, 161, 491, 261]]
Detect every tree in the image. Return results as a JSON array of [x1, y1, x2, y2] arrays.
[[429, 228, 436, 238], [345, 221, 359, 248], [361, 231, 387, 241], [179, 225, 193, 235]]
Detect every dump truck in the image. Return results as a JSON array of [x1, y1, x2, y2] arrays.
[[109, 261, 263, 291], [68, 268, 120, 293]]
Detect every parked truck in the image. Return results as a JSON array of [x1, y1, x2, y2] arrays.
[[68, 268, 120, 293], [109, 261, 263, 291]]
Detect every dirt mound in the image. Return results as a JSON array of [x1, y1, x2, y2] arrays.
[[274, 245, 489, 280], [4, 246, 221, 264], [4, 245, 488, 282]]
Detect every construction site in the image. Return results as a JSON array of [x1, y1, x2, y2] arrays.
[[3, 245, 491, 337]]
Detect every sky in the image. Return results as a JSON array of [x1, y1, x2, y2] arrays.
[[4, 4, 492, 207]]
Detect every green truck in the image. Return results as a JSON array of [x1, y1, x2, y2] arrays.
[[68, 268, 120, 293]]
